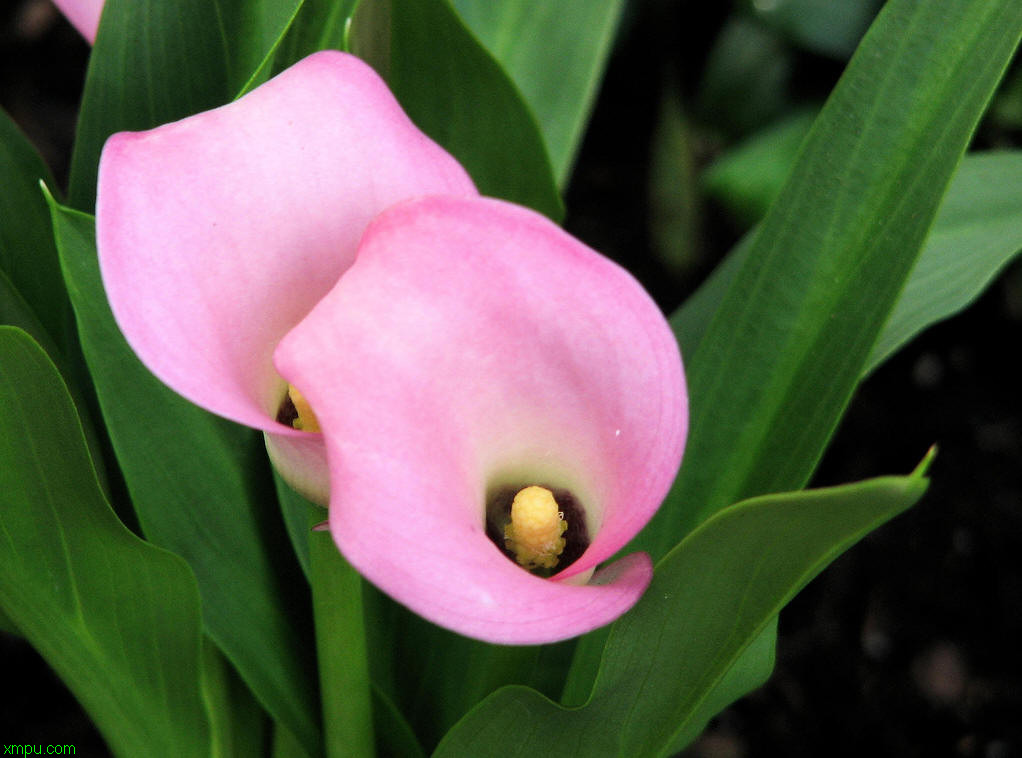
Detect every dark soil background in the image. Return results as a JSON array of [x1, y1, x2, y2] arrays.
[[2, 1, 1020, 756]]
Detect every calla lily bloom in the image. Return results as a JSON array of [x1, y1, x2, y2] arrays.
[[275, 196, 687, 643], [97, 51, 477, 503], [98, 51, 687, 643], [52, 0, 102, 43]]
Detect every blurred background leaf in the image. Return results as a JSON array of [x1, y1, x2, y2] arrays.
[[746, 0, 883, 60], [695, 16, 794, 138], [866, 151, 1022, 372], [647, 86, 702, 278], [701, 109, 816, 226]]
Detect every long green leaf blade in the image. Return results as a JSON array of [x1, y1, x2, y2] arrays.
[[383, 0, 563, 221], [0, 326, 210, 758], [274, 0, 359, 74], [450, 0, 625, 185], [865, 150, 1022, 372], [645, 0, 1022, 551], [677, 150, 1022, 385], [48, 201, 321, 754], [570, 0, 1022, 744], [0, 110, 67, 348]]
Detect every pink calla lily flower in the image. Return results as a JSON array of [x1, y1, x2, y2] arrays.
[[52, 0, 102, 43], [97, 51, 477, 503], [275, 195, 687, 643], [98, 51, 687, 643]]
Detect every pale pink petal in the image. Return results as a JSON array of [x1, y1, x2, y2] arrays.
[[97, 51, 477, 437], [264, 432, 330, 505], [52, 0, 102, 43], [275, 196, 686, 643]]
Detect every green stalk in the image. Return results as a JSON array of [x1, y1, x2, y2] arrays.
[[309, 509, 375, 758]]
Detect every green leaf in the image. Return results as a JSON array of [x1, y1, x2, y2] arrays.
[[2, 233, 112, 501], [450, 0, 626, 185], [696, 16, 793, 138], [274, 478, 425, 758], [362, 583, 573, 751], [648, 87, 702, 277], [660, 619, 777, 755], [0, 604, 17, 636], [304, 491, 374, 758], [646, 0, 1022, 551], [274, 0, 360, 74], [0, 267, 58, 363], [435, 466, 929, 757], [347, 0, 392, 80], [562, 616, 777, 743], [69, 0, 302, 210], [380, 0, 563, 220], [678, 149, 1022, 379], [371, 686, 426, 758], [0, 110, 68, 349], [0, 326, 211, 758], [47, 200, 321, 754], [865, 150, 1022, 372], [0, 114, 110, 493], [201, 641, 269, 758], [273, 722, 315, 758], [228, 0, 309, 98], [702, 109, 817, 226], [751, 0, 882, 59]]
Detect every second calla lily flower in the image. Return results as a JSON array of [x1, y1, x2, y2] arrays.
[[98, 51, 688, 643]]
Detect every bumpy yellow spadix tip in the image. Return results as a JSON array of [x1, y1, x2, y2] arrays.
[[287, 385, 321, 433], [504, 486, 567, 570]]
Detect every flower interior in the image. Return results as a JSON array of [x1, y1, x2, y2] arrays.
[[277, 384, 321, 433], [486, 483, 591, 578]]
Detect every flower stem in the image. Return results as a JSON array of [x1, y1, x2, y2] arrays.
[[309, 509, 375, 758]]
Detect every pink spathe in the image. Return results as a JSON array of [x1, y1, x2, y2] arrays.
[[275, 196, 687, 643], [98, 51, 687, 644], [96, 51, 476, 502]]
